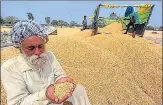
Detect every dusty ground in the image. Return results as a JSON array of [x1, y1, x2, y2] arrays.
[[1, 23, 162, 105], [143, 30, 162, 46]]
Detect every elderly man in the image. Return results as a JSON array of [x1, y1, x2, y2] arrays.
[[1, 20, 92, 105]]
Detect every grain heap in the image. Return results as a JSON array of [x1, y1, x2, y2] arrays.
[[98, 22, 123, 34], [1, 22, 162, 105]]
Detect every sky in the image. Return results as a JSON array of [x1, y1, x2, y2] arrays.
[[1, 1, 162, 27]]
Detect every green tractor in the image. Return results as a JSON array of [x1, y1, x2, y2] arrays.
[[90, 4, 155, 36]]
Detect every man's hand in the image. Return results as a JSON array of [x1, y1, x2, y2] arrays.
[[46, 77, 76, 104], [46, 84, 61, 104]]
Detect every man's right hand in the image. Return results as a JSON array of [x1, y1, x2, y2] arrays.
[[46, 84, 59, 103], [46, 84, 71, 104]]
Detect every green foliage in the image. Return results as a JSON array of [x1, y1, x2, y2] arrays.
[[50, 19, 80, 27], [3, 16, 18, 25], [146, 25, 154, 30], [51, 20, 69, 26], [0, 16, 4, 24], [45, 17, 51, 25], [58, 20, 65, 26], [63, 22, 69, 26], [51, 20, 58, 26], [69, 21, 77, 27]]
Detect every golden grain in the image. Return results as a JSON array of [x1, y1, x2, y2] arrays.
[[53, 82, 74, 100]]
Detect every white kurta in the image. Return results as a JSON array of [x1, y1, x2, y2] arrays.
[[1, 51, 91, 105]]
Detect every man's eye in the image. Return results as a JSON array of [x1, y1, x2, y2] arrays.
[[26, 46, 35, 50], [38, 45, 43, 48]]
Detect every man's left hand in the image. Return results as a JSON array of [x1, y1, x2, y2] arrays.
[[56, 77, 75, 84]]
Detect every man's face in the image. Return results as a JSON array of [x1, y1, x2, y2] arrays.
[[21, 35, 48, 69], [21, 35, 45, 56]]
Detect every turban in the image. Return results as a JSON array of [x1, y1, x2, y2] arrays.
[[125, 6, 134, 17]]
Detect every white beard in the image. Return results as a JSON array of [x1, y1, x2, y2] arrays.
[[22, 51, 48, 70]]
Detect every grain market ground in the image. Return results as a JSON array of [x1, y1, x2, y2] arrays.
[[1, 23, 162, 105]]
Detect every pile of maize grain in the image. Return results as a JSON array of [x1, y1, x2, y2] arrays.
[[1, 22, 162, 105], [53, 82, 74, 100]]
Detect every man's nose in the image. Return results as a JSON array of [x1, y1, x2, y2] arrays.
[[34, 48, 42, 56]]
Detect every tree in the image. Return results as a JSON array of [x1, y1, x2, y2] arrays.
[[146, 25, 154, 30], [63, 22, 69, 26], [27, 12, 34, 20], [4, 16, 18, 25], [0, 16, 4, 24], [159, 26, 163, 31], [45, 17, 51, 25], [69, 21, 77, 28], [58, 20, 65, 28], [51, 20, 58, 26]]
